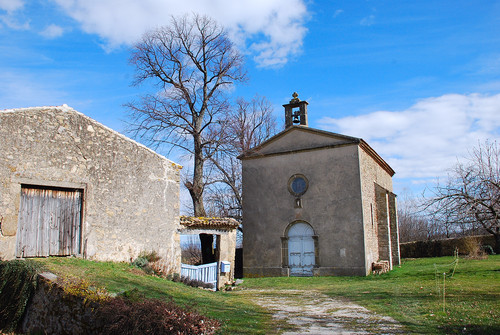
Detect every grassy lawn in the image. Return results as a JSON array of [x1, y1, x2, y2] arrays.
[[35, 258, 275, 335], [35, 255, 500, 334], [241, 255, 500, 334]]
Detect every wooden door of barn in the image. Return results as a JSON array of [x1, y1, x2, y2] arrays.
[[16, 185, 83, 257]]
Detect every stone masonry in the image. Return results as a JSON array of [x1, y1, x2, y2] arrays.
[[0, 106, 181, 268]]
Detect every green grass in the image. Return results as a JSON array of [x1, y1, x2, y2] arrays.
[[34, 255, 500, 334], [35, 258, 275, 334], [240, 256, 500, 334]]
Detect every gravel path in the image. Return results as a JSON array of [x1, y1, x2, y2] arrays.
[[247, 289, 404, 334]]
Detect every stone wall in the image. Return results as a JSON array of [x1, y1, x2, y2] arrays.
[[21, 273, 101, 334], [0, 106, 181, 267], [358, 147, 399, 273]]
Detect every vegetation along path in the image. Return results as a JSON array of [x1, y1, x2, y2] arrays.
[[238, 289, 404, 334]]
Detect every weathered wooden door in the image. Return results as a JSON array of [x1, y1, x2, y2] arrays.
[[288, 222, 315, 276], [16, 186, 82, 257]]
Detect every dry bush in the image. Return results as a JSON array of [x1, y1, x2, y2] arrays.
[[150, 258, 176, 277], [463, 236, 488, 259], [132, 250, 176, 277], [181, 242, 202, 265], [96, 296, 220, 335]]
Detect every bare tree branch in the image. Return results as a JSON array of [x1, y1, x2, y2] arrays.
[[204, 96, 277, 221], [127, 14, 247, 221], [426, 140, 500, 252]]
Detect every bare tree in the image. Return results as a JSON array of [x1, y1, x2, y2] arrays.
[[428, 141, 500, 253], [127, 14, 246, 264], [127, 14, 246, 217], [205, 96, 277, 220], [397, 191, 441, 242]]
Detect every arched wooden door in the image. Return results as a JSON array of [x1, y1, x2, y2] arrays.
[[288, 222, 315, 276]]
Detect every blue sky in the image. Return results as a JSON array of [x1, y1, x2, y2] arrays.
[[1, 0, 500, 201]]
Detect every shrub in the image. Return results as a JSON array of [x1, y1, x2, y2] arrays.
[[132, 251, 166, 276], [150, 258, 175, 277], [137, 250, 161, 263], [400, 235, 495, 258], [0, 260, 42, 333], [58, 276, 109, 304], [180, 276, 214, 290], [132, 257, 148, 269], [96, 296, 220, 335], [463, 236, 487, 259], [171, 272, 181, 282]]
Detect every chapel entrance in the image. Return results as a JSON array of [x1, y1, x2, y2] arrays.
[[288, 222, 315, 276]]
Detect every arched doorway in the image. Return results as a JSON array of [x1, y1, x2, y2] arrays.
[[287, 222, 315, 276]]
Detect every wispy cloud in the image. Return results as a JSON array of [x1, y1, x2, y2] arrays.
[[0, 0, 28, 30], [318, 93, 500, 182], [0, 0, 24, 13], [333, 9, 344, 18], [50, 0, 309, 68], [360, 14, 375, 26], [39, 24, 64, 38], [0, 71, 68, 108]]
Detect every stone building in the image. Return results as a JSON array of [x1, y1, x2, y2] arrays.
[[0, 105, 181, 267], [240, 94, 400, 277], [180, 216, 239, 290]]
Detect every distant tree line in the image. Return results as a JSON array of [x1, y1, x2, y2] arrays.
[[398, 141, 500, 254]]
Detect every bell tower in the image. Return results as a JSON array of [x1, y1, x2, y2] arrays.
[[284, 92, 308, 128]]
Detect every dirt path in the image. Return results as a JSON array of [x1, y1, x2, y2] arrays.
[[244, 289, 404, 334]]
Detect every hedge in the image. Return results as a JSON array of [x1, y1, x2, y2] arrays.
[[400, 235, 495, 258]]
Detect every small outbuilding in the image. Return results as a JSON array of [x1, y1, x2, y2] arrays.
[[179, 216, 239, 290], [240, 94, 400, 277], [0, 105, 181, 267]]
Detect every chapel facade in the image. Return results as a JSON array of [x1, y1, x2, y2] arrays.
[[240, 94, 400, 276]]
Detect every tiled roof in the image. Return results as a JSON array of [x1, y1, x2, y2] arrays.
[[180, 216, 240, 229]]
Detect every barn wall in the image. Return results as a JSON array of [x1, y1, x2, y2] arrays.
[[0, 106, 181, 267]]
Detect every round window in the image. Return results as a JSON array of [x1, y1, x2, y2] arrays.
[[288, 174, 308, 196]]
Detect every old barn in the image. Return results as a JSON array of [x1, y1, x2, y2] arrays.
[[0, 105, 181, 266]]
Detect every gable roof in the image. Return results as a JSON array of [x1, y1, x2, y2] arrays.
[[0, 105, 182, 169], [239, 125, 395, 177]]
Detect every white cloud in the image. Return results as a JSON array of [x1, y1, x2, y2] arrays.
[[318, 93, 500, 182], [0, 13, 28, 29], [40, 24, 64, 38], [333, 9, 344, 18], [0, 0, 24, 13], [0, 0, 28, 30], [51, 0, 308, 68]]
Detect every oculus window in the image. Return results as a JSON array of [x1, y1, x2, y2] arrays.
[[288, 174, 308, 197]]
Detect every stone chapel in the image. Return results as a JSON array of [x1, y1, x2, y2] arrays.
[[239, 93, 400, 276]]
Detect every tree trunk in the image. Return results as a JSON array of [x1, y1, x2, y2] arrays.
[[188, 134, 215, 264], [188, 140, 206, 217]]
